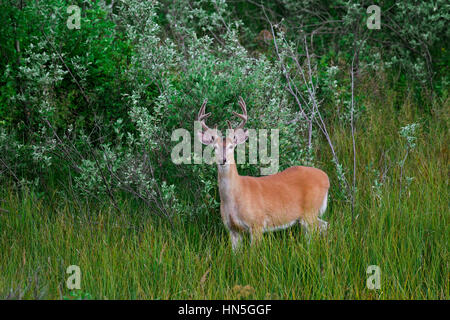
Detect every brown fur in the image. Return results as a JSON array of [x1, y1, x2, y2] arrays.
[[214, 137, 330, 249], [219, 162, 329, 232]]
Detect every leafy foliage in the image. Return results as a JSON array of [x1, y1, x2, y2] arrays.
[[0, 0, 447, 220]]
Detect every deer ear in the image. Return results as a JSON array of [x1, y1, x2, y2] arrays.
[[197, 130, 216, 145], [233, 129, 249, 145]]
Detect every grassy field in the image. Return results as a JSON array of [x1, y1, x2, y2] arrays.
[[0, 96, 448, 300]]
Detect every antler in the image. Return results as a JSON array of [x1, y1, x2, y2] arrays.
[[197, 98, 212, 131], [232, 96, 248, 130]]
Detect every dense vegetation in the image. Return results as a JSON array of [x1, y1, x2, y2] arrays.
[[0, 0, 448, 299]]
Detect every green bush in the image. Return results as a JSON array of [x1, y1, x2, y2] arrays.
[[0, 0, 447, 221]]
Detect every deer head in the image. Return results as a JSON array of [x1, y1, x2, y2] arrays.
[[197, 97, 249, 165]]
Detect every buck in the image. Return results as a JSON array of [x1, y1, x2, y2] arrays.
[[197, 97, 330, 250]]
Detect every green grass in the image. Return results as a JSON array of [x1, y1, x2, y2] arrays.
[[0, 95, 448, 300]]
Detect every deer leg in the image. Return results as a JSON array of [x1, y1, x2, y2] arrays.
[[250, 228, 263, 246], [230, 231, 242, 252], [299, 218, 318, 243], [303, 225, 312, 244], [317, 218, 328, 234], [300, 217, 327, 243], [299, 219, 310, 235]]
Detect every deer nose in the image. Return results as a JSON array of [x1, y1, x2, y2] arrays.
[[220, 145, 227, 165]]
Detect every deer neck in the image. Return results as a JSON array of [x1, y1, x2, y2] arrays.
[[217, 162, 240, 203]]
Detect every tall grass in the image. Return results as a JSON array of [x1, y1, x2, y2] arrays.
[[0, 91, 448, 300]]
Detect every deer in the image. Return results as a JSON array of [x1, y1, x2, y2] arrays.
[[196, 97, 330, 251]]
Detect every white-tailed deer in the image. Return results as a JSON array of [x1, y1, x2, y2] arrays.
[[197, 97, 330, 251]]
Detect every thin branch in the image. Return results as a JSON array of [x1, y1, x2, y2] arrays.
[[350, 51, 357, 222]]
